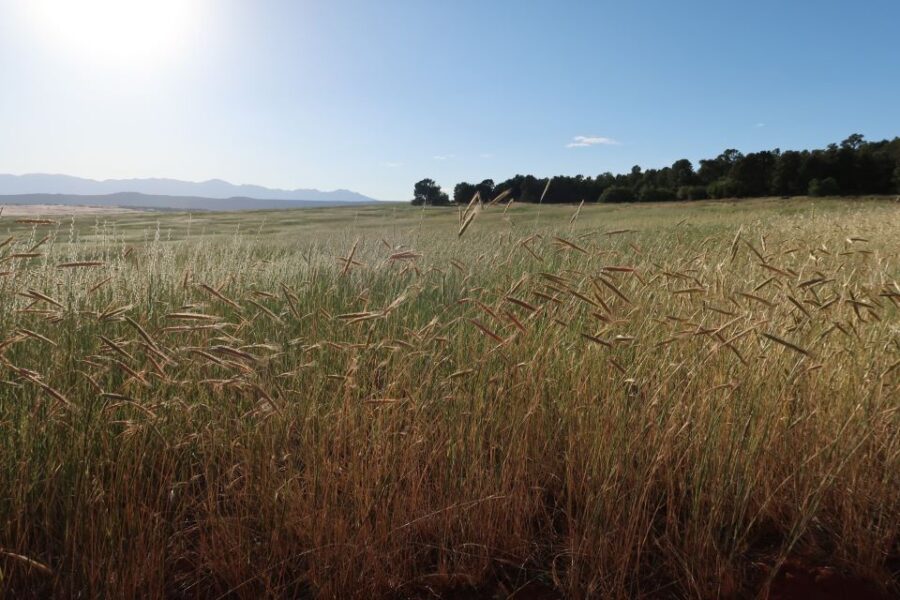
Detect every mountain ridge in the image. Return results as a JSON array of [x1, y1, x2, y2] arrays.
[[0, 173, 379, 203]]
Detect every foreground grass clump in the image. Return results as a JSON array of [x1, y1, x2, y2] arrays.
[[0, 199, 898, 598]]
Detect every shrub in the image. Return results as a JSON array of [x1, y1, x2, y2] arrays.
[[599, 186, 636, 203], [676, 185, 709, 201], [808, 177, 840, 197], [638, 187, 676, 202], [706, 179, 743, 199]]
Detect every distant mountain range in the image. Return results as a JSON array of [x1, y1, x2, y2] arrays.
[[0, 173, 379, 209]]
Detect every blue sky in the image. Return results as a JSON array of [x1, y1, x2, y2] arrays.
[[1, 0, 898, 200]]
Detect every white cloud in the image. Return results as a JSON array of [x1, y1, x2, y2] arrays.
[[433, 154, 455, 160], [566, 135, 620, 148], [480, 153, 494, 159], [383, 161, 403, 168], [755, 122, 766, 128]]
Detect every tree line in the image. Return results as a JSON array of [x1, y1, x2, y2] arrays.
[[411, 134, 900, 205]]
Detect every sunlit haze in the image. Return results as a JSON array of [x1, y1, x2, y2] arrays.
[[22, 0, 201, 66]]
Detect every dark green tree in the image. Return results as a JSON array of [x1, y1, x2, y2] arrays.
[[841, 133, 865, 151], [600, 186, 635, 203], [412, 179, 450, 206], [707, 178, 743, 199], [670, 159, 696, 188], [808, 177, 840, 197], [475, 179, 495, 201], [731, 151, 777, 197], [676, 185, 708, 200], [699, 149, 743, 184], [638, 187, 676, 202], [453, 182, 477, 204], [627, 165, 643, 187], [772, 150, 805, 196]]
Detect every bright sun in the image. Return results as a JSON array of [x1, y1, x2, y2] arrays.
[[27, 0, 200, 66]]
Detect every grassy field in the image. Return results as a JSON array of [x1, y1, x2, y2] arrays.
[[0, 197, 898, 598]]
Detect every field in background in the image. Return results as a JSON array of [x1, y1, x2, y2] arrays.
[[0, 197, 898, 598], [0, 204, 140, 217]]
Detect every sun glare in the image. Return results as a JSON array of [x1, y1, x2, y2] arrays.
[[27, 0, 200, 67]]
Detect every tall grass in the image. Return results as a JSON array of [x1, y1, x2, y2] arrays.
[[0, 200, 898, 598]]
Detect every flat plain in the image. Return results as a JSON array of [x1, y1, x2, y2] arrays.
[[1, 197, 898, 598]]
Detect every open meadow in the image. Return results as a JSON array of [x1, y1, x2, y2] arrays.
[[1, 197, 898, 598]]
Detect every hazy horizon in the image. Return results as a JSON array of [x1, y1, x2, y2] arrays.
[[2, 0, 899, 200], [0, 172, 381, 201]]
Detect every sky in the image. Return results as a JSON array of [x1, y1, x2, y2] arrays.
[[1, 0, 899, 201]]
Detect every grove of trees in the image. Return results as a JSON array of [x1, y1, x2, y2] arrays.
[[413, 135, 900, 205]]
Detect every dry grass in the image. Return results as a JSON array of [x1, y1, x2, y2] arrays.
[[0, 204, 140, 217], [0, 199, 898, 598]]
